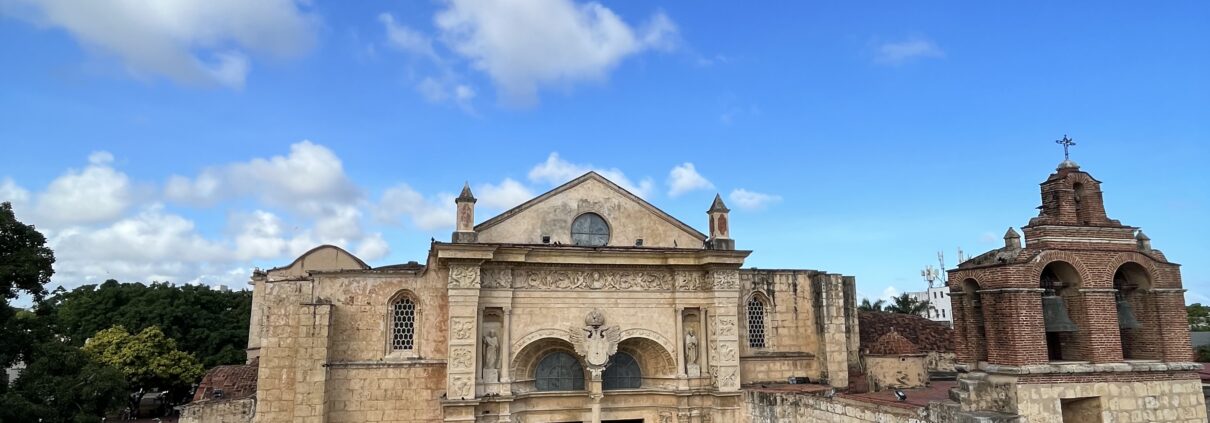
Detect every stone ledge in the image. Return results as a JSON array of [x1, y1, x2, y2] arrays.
[[981, 361, 1202, 375], [325, 359, 446, 369]]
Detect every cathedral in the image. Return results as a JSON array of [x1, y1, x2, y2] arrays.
[[186, 155, 1205, 423], [242, 172, 860, 423]]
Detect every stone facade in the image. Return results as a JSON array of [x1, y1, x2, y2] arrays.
[[244, 172, 861, 423]]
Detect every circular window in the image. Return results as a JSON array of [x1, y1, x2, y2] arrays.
[[571, 213, 609, 246]]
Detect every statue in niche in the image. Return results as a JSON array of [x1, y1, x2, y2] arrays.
[[483, 330, 500, 371], [685, 329, 699, 365]]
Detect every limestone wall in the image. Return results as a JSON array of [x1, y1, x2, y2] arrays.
[[742, 390, 929, 423], [324, 365, 446, 422], [738, 270, 825, 384], [1014, 378, 1206, 423], [865, 355, 928, 392], [180, 398, 256, 423]]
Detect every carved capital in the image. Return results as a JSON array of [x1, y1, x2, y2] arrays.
[[448, 264, 481, 289]]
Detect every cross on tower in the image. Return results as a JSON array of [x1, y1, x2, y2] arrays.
[[1055, 135, 1076, 160]]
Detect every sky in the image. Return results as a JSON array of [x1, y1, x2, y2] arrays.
[[1, 1, 1207, 306]]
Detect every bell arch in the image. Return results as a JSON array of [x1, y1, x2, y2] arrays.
[[961, 278, 988, 362], [1039, 261, 1084, 362], [1114, 261, 1159, 360]]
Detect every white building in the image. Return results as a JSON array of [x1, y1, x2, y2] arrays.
[[906, 264, 952, 325]]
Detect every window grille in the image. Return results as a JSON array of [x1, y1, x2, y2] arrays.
[[536, 352, 585, 391], [603, 352, 641, 390], [747, 298, 766, 348], [391, 298, 416, 351]]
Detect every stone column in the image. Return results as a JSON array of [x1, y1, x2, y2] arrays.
[[708, 269, 741, 392], [501, 307, 512, 385], [983, 288, 1048, 366], [446, 263, 482, 404], [675, 307, 686, 378], [292, 302, 332, 423], [1153, 289, 1194, 361], [811, 273, 850, 389], [1079, 289, 1123, 363]]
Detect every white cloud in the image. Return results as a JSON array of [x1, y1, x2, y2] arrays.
[[376, 184, 456, 230], [873, 37, 944, 65], [0, 177, 30, 207], [528, 152, 654, 197], [379, 13, 439, 61], [667, 163, 713, 197], [165, 140, 359, 209], [728, 188, 782, 210], [477, 178, 534, 210], [3, 0, 316, 88], [881, 285, 900, 301], [434, 0, 677, 105], [34, 151, 132, 225], [354, 233, 390, 261]]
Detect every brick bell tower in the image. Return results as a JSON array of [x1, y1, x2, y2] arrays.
[[944, 137, 1204, 422]]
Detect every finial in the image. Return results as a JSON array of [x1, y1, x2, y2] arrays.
[[456, 182, 476, 202], [708, 193, 729, 213], [1004, 227, 1021, 250], [1135, 230, 1151, 251], [1055, 135, 1080, 169]]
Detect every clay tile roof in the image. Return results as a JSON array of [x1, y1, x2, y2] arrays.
[[192, 363, 258, 402], [859, 311, 954, 353], [869, 329, 919, 355]]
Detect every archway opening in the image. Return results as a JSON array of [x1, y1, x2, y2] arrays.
[[962, 279, 988, 362], [1114, 262, 1156, 360], [535, 351, 585, 392], [1040, 262, 1083, 361]]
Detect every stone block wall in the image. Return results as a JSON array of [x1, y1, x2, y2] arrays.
[[324, 365, 447, 422], [1014, 378, 1206, 422], [742, 390, 929, 423], [180, 398, 256, 423]]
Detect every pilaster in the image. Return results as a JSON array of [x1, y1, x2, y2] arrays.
[[445, 262, 482, 422], [292, 302, 332, 423], [708, 269, 741, 392]]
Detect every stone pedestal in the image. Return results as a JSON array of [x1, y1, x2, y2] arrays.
[[687, 364, 701, 377], [482, 369, 499, 383]]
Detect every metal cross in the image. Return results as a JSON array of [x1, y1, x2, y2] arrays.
[[1055, 135, 1076, 160]]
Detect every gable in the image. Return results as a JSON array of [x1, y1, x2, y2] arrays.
[[476, 173, 706, 248], [267, 244, 369, 280]]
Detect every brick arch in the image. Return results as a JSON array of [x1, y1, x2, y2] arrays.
[[617, 336, 677, 378], [1029, 251, 1093, 288], [1105, 252, 1160, 289]]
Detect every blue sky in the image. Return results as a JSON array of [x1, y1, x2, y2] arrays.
[[1, 1, 1207, 306]]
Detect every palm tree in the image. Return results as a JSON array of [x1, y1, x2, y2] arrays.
[[858, 298, 887, 312], [884, 293, 932, 316]]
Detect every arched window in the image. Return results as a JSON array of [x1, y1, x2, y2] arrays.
[[962, 279, 987, 362], [1040, 263, 1082, 361], [571, 213, 609, 246], [603, 352, 641, 390], [1114, 262, 1153, 360], [747, 297, 767, 348], [535, 351, 585, 391], [390, 295, 417, 352]]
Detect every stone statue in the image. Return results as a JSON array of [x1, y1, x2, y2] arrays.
[[685, 329, 699, 365], [483, 330, 499, 370]]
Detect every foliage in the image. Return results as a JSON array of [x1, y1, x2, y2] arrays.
[[43, 279, 252, 367], [1188, 303, 1210, 331], [1197, 345, 1210, 363], [83, 325, 205, 401], [885, 293, 933, 316], [0, 319, 128, 423], [858, 298, 886, 312], [0, 201, 55, 302]]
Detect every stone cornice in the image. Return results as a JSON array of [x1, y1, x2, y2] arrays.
[[434, 242, 750, 267], [979, 361, 1202, 375]]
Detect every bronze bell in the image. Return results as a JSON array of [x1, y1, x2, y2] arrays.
[[1042, 295, 1079, 333], [1116, 298, 1142, 329]]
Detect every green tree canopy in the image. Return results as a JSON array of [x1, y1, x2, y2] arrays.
[[0, 201, 55, 302], [1188, 303, 1210, 331], [0, 318, 127, 423], [858, 298, 886, 312], [43, 280, 252, 367], [83, 325, 205, 400], [885, 293, 932, 316]]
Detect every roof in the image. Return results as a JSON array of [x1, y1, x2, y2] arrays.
[[192, 362, 257, 402], [474, 171, 707, 240], [859, 311, 954, 353], [868, 330, 919, 355]]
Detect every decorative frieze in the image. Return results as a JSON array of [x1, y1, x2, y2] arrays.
[[480, 267, 512, 288], [449, 346, 473, 369], [451, 318, 474, 341], [448, 264, 481, 289], [710, 270, 740, 290], [512, 269, 674, 290]]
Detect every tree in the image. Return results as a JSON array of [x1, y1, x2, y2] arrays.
[[44, 280, 252, 367], [858, 298, 886, 312], [885, 293, 932, 316], [0, 201, 55, 302], [1188, 303, 1210, 331], [83, 325, 205, 403]]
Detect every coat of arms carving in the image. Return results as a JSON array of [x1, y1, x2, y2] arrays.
[[568, 309, 621, 370]]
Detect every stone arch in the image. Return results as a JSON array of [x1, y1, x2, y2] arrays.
[[616, 336, 677, 379], [961, 278, 988, 362], [1030, 252, 1092, 289], [1112, 260, 1160, 360], [1037, 260, 1085, 361], [511, 335, 579, 382]]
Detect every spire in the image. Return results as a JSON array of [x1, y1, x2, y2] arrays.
[[706, 193, 733, 250], [1004, 227, 1021, 250], [708, 194, 730, 213], [456, 182, 476, 203]]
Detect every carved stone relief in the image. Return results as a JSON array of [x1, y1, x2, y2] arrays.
[[450, 375, 473, 399], [481, 268, 512, 288], [711, 270, 740, 290], [675, 271, 707, 291], [717, 343, 736, 362], [450, 346, 473, 369], [716, 316, 736, 337], [448, 265, 481, 288], [451, 318, 474, 340], [512, 269, 673, 290]]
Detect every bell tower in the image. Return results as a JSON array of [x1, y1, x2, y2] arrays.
[[706, 194, 734, 250], [943, 137, 1202, 421]]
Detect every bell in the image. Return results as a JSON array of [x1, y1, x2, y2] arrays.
[[1116, 298, 1142, 329], [1042, 295, 1079, 333]]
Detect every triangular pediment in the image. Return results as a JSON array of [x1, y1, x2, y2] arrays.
[[475, 172, 707, 248]]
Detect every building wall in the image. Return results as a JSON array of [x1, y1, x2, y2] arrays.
[[1014, 378, 1206, 423], [865, 355, 927, 392], [742, 390, 929, 423], [180, 398, 256, 423], [738, 270, 824, 384]]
